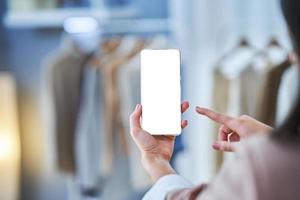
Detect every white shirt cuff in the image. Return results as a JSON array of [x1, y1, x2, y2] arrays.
[[142, 174, 194, 200]]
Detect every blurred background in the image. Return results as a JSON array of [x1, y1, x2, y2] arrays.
[[0, 0, 296, 200]]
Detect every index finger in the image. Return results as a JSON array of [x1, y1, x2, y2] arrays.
[[181, 101, 190, 113], [196, 107, 234, 126]]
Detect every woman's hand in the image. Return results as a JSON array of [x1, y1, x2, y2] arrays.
[[196, 107, 274, 152], [130, 102, 189, 182]]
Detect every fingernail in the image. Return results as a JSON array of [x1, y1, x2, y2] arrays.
[[135, 104, 140, 110], [212, 142, 220, 150], [196, 106, 202, 112]]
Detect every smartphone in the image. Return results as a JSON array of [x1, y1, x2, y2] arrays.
[[140, 49, 181, 135]]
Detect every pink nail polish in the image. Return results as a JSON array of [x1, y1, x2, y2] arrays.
[[212, 142, 220, 149]]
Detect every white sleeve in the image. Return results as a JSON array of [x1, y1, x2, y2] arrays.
[[142, 174, 194, 200]]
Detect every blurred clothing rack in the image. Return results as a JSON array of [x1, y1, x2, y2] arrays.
[[3, 8, 172, 34], [101, 18, 172, 35], [3, 7, 136, 28]]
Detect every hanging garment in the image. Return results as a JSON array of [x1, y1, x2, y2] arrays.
[[255, 59, 291, 127], [212, 46, 260, 116], [67, 37, 140, 200], [212, 43, 288, 119], [102, 36, 149, 200], [100, 36, 142, 160], [211, 47, 263, 170], [238, 57, 271, 117], [211, 68, 231, 171], [276, 65, 299, 125], [86, 37, 124, 178], [74, 37, 134, 195], [74, 66, 106, 197], [238, 47, 288, 118], [42, 38, 90, 174], [83, 36, 146, 200], [212, 69, 230, 116], [118, 56, 148, 190], [117, 35, 170, 189]]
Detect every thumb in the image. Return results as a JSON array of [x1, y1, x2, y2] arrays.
[[212, 141, 236, 152]]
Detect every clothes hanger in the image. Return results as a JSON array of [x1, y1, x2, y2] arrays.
[[239, 38, 251, 47], [262, 37, 284, 53], [216, 37, 257, 68], [102, 36, 123, 54], [120, 38, 147, 65], [106, 37, 147, 71], [89, 36, 124, 69], [262, 36, 292, 66], [267, 37, 281, 48]]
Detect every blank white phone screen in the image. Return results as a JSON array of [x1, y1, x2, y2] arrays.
[[141, 49, 181, 135]]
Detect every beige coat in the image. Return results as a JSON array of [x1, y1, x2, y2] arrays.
[[165, 135, 300, 200]]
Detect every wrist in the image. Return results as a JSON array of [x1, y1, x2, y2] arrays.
[[141, 154, 176, 183]]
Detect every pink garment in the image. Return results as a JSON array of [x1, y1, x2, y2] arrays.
[[167, 135, 300, 200]]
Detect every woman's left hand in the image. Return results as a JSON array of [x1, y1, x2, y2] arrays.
[[130, 102, 189, 182]]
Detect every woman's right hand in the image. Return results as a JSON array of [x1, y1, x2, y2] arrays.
[[196, 107, 274, 152]]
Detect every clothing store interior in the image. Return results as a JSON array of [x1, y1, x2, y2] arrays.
[[0, 0, 297, 200]]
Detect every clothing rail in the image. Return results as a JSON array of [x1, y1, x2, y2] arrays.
[[3, 7, 137, 29], [4, 8, 172, 34], [101, 18, 172, 35]]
